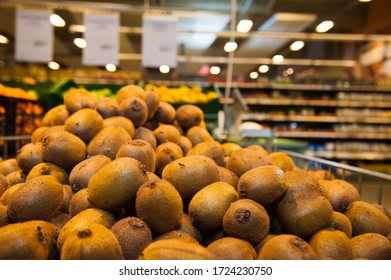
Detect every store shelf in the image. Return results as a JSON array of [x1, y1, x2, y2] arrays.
[[305, 150, 391, 161], [275, 130, 391, 139]]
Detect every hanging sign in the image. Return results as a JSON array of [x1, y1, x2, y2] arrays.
[[83, 13, 119, 66], [15, 9, 53, 63], [142, 14, 177, 68]]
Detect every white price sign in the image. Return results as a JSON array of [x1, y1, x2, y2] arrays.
[[142, 14, 177, 68], [83, 13, 119, 66], [15, 9, 53, 63]]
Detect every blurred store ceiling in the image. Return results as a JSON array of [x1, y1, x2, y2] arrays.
[[1, 0, 391, 81]]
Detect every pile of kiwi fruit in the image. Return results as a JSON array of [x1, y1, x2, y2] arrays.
[[1, 85, 391, 260]]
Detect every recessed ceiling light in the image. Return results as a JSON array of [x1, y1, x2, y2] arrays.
[[290, 41, 305, 51], [159, 65, 170, 74], [48, 61, 60, 70], [50, 14, 66, 27], [259, 65, 269, 73], [106, 64, 117, 72], [0, 35, 9, 44], [249, 71, 259, 79], [224, 41, 238, 52], [210, 66, 221, 75], [237, 19, 253, 33], [316, 21, 334, 33], [73, 38, 86, 48], [286, 68, 294, 75], [272, 55, 284, 64], [358, 0, 371, 2]]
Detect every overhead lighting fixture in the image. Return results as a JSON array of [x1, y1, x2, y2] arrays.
[[69, 25, 86, 33], [50, 14, 66, 27], [210, 66, 221, 75], [48, 61, 60, 70], [259, 65, 269, 73], [224, 41, 238, 53], [0, 35, 9, 44], [316, 21, 334, 33], [272, 55, 284, 64], [73, 38, 86, 48], [237, 19, 253, 33], [106, 64, 117, 72], [286, 68, 294, 75], [290, 41, 305, 51], [249, 71, 259, 79], [159, 65, 170, 74], [358, 0, 371, 2]]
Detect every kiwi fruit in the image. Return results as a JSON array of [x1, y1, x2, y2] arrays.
[[50, 212, 71, 231], [145, 90, 160, 119], [136, 179, 183, 236], [42, 130, 87, 171], [64, 108, 104, 143], [31, 125, 64, 143], [6, 175, 64, 222], [245, 144, 269, 156], [308, 169, 335, 180], [0, 183, 24, 205], [69, 155, 111, 192], [188, 182, 238, 234], [254, 234, 276, 255], [61, 223, 123, 260], [116, 84, 146, 105], [217, 166, 239, 189], [60, 184, 73, 214], [153, 124, 181, 145], [226, 148, 272, 178], [309, 229, 354, 260], [162, 155, 220, 200], [133, 126, 157, 149], [154, 230, 199, 244], [116, 139, 156, 173], [111, 216, 153, 260], [155, 142, 184, 176], [63, 88, 97, 114], [139, 239, 215, 260], [186, 141, 226, 167], [87, 126, 131, 160], [57, 208, 115, 250], [330, 211, 353, 238], [95, 97, 119, 119], [69, 188, 94, 217], [143, 118, 159, 131], [186, 126, 213, 146], [178, 135, 193, 156], [87, 157, 148, 211], [351, 233, 391, 260], [0, 220, 58, 260], [175, 104, 204, 131], [41, 104, 69, 126], [0, 174, 9, 198], [118, 96, 148, 127], [319, 179, 361, 212], [257, 234, 317, 260], [344, 200, 391, 236], [153, 102, 176, 124], [0, 203, 9, 226], [221, 142, 241, 157], [103, 116, 136, 138], [16, 142, 44, 173], [284, 168, 321, 192], [26, 162, 69, 184], [238, 165, 286, 206], [5, 170, 26, 186], [268, 152, 295, 172], [178, 214, 203, 244], [373, 204, 391, 220], [223, 199, 270, 245], [207, 237, 257, 260], [0, 158, 20, 176]]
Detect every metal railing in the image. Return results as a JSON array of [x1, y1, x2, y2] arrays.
[[0, 135, 31, 159]]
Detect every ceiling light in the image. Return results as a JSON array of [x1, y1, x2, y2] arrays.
[[159, 65, 170, 74], [224, 41, 238, 52], [286, 68, 294, 75], [259, 65, 269, 73], [316, 21, 334, 33], [69, 25, 86, 33], [358, 0, 371, 2], [0, 35, 9, 44], [106, 64, 117, 72], [210, 66, 221, 75], [290, 41, 305, 51], [48, 61, 60, 70], [73, 38, 86, 48], [237, 19, 253, 33], [272, 55, 284, 64], [50, 14, 66, 27], [249, 72, 259, 79]]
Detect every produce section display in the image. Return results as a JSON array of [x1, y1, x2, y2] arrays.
[[0, 84, 390, 260]]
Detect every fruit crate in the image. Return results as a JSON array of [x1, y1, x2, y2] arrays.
[[282, 150, 391, 209]]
